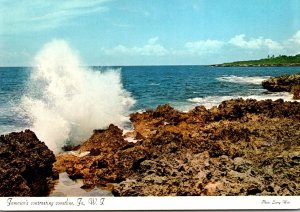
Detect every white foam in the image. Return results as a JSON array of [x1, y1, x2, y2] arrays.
[[124, 136, 138, 143], [69, 151, 90, 157], [216, 75, 270, 85], [188, 96, 236, 108], [249, 88, 266, 91], [20, 40, 135, 154], [188, 92, 299, 109]]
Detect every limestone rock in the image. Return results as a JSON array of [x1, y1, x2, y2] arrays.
[[0, 130, 57, 196], [262, 73, 300, 99], [55, 99, 300, 196]]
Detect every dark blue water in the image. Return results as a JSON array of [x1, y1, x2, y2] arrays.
[[0, 65, 299, 134]]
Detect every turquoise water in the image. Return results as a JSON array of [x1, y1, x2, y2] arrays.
[[0, 65, 299, 134]]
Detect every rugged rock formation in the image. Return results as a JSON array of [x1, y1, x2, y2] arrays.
[[54, 99, 300, 196], [54, 124, 136, 189], [0, 130, 57, 196], [262, 73, 300, 99], [291, 85, 300, 100]]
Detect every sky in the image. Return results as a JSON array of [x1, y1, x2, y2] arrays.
[[1, 0, 300, 66]]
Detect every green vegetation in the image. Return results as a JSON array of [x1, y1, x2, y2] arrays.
[[213, 54, 300, 67]]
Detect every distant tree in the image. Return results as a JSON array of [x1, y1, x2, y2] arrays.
[[217, 53, 300, 66]]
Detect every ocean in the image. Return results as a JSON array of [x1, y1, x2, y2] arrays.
[[1, 41, 299, 153], [1, 65, 299, 135], [2, 64, 299, 197]]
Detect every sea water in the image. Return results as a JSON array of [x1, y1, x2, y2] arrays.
[[0, 41, 299, 153]]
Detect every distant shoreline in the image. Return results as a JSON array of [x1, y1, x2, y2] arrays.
[[211, 54, 300, 67], [211, 63, 300, 67]]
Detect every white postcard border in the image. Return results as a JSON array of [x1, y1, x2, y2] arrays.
[[0, 196, 300, 211]]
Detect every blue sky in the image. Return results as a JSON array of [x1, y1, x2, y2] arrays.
[[1, 0, 300, 66]]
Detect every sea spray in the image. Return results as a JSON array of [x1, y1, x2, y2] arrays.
[[21, 40, 135, 153]]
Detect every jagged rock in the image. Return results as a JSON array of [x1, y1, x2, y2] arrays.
[[54, 124, 141, 188], [54, 99, 300, 196], [79, 124, 128, 152], [291, 85, 300, 100], [0, 130, 57, 196], [262, 73, 300, 99]]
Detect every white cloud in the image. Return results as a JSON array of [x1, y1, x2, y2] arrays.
[[105, 38, 224, 58], [264, 39, 283, 50], [184, 39, 224, 55], [104, 31, 300, 63], [0, 0, 110, 33], [289, 30, 300, 45], [229, 34, 261, 49], [104, 37, 168, 56], [148, 37, 159, 45], [229, 34, 283, 50]]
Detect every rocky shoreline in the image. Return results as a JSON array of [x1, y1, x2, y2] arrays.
[[262, 73, 300, 99], [1, 99, 299, 196], [53, 98, 300, 196], [1, 73, 300, 196]]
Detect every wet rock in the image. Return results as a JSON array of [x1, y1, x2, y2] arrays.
[[291, 85, 300, 100], [0, 130, 56, 196], [262, 73, 300, 92], [55, 99, 300, 196], [262, 73, 300, 99], [79, 124, 127, 152]]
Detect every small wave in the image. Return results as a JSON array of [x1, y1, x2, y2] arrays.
[[188, 96, 237, 108], [188, 92, 299, 109], [216, 75, 270, 85], [249, 88, 266, 91]]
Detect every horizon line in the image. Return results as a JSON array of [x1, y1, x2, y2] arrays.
[[0, 64, 215, 68]]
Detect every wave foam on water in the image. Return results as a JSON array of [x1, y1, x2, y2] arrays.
[[20, 40, 135, 154], [187, 92, 299, 109], [216, 75, 270, 85]]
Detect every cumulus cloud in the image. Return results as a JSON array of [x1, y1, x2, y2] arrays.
[[104, 37, 168, 56], [229, 34, 283, 50], [184, 39, 224, 55], [264, 39, 283, 50], [103, 30, 300, 64], [229, 34, 261, 49], [289, 30, 300, 45]]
